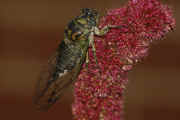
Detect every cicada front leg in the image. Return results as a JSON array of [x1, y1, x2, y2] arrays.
[[94, 25, 126, 36], [86, 25, 125, 69], [85, 52, 89, 68], [88, 32, 99, 67]]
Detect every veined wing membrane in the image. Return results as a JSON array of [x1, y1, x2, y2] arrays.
[[34, 42, 88, 110]]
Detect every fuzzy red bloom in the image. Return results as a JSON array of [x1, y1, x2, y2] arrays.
[[72, 0, 175, 120]]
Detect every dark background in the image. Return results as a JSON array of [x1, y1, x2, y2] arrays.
[[0, 0, 180, 120]]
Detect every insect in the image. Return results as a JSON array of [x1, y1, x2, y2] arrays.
[[34, 8, 119, 110]]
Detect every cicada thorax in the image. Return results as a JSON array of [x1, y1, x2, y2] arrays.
[[64, 19, 92, 41]]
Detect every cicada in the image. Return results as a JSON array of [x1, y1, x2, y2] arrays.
[[34, 8, 118, 110]]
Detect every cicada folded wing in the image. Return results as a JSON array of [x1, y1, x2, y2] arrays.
[[34, 52, 59, 110], [34, 41, 88, 111], [34, 54, 75, 110]]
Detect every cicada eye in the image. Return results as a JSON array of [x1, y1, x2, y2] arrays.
[[80, 8, 89, 15], [92, 9, 98, 15], [80, 8, 98, 17]]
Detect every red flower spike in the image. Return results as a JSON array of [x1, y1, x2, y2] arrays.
[[72, 0, 175, 120]]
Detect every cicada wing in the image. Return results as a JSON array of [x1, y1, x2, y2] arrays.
[[34, 48, 87, 111], [33, 52, 57, 110]]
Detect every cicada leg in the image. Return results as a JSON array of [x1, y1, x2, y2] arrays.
[[85, 52, 89, 69], [88, 32, 99, 68], [94, 25, 126, 36]]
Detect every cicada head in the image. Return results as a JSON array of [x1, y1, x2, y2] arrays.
[[80, 8, 100, 26]]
